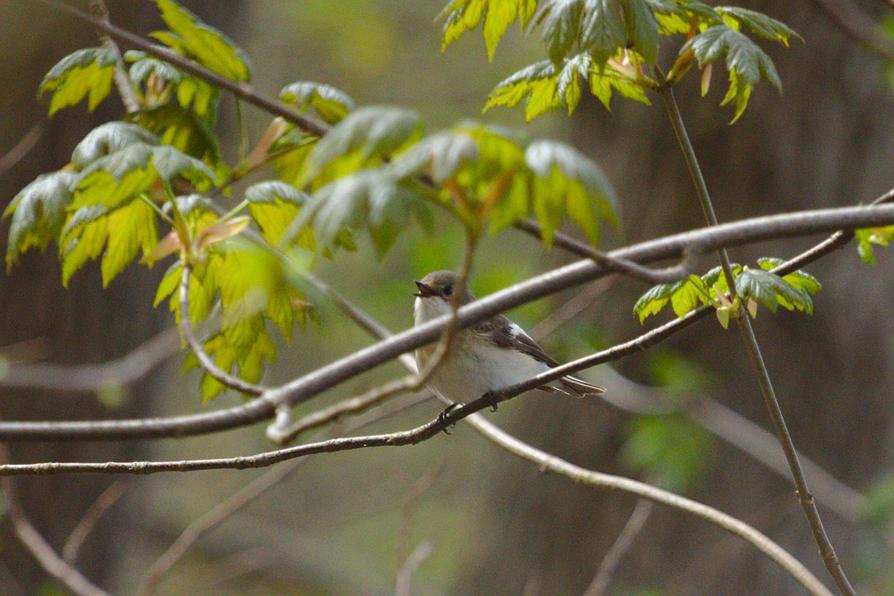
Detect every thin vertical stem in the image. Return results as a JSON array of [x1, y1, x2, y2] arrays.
[[658, 85, 854, 596]]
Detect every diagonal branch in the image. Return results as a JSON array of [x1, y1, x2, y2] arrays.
[[0, 203, 893, 440], [660, 84, 854, 595], [0, 446, 110, 596]]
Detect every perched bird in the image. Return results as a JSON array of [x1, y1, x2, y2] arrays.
[[413, 270, 605, 405]]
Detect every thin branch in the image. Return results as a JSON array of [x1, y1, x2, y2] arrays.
[[394, 540, 434, 596], [1, 203, 894, 441], [88, 0, 140, 113], [62, 480, 128, 564], [660, 84, 854, 595], [807, 0, 894, 61], [0, 446, 110, 596], [0, 328, 179, 393], [179, 264, 265, 396], [137, 392, 430, 596], [0, 122, 44, 177], [0, 401, 830, 593], [584, 499, 653, 596]]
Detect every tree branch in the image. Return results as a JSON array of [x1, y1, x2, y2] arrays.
[[0, 203, 893, 440], [0, 328, 179, 393], [88, 0, 140, 113], [62, 480, 128, 564], [660, 83, 854, 595], [584, 499, 653, 596], [807, 0, 894, 61], [0, 446, 110, 596]]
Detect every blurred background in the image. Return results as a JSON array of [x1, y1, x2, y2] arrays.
[[1, 0, 893, 593]]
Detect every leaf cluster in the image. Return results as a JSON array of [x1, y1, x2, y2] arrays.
[[633, 258, 821, 328], [439, 0, 798, 122]]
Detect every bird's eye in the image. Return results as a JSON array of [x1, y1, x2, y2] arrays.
[[443, 284, 453, 297]]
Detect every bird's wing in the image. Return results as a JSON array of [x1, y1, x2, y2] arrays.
[[472, 314, 606, 397], [471, 314, 558, 366]]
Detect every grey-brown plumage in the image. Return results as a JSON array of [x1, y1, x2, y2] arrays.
[[413, 270, 605, 399]]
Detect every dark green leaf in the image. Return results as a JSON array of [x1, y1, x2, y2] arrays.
[[580, 0, 626, 65], [715, 7, 801, 46], [621, 0, 659, 65], [735, 267, 812, 314], [536, 0, 584, 65], [684, 25, 782, 122], [39, 47, 117, 115]]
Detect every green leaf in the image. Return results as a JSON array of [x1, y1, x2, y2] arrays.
[[301, 106, 422, 184], [580, 0, 626, 65], [632, 281, 675, 323], [684, 25, 782, 122], [292, 169, 430, 257], [245, 181, 312, 247], [126, 105, 223, 171], [153, 0, 252, 82], [438, 0, 537, 59], [735, 267, 812, 314], [39, 47, 117, 116], [756, 257, 822, 293], [715, 6, 801, 46], [60, 199, 158, 286], [127, 52, 184, 87], [280, 81, 355, 124], [389, 131, 481, 184], [484, 54, 649, 121], [72, 142, 217, 210], [71, 122, 160, 168], [3, 171, 78, 268], [536, 0, 584, 65], [644, 1, 721, 35], [524, 140, 619, 244], [621, 0, 659, 65], [855, 226, 894, 265]]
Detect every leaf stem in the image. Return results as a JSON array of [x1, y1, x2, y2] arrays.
[[658, 83, 854, 596]]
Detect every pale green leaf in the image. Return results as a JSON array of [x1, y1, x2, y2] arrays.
[[39, 47, 117, 115], [280, 81, 355, 124]]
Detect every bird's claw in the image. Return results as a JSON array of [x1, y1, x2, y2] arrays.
[[483, 390, 499, 412], [437, 403, 462, 434]]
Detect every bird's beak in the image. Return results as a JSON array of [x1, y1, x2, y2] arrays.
[[414, 280, 434, 298]]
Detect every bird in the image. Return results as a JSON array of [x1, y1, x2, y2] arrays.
[[413, 270, 605, 407]]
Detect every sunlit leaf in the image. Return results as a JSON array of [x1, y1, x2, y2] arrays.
[[715, 6, 801, 46], [153, 0, 252, 81], [39, 47, 117, 115], [438, 0, 537, 59], [126, 104, 223, 170], [280, 81, 355, 124], [245, 181, 312, 247]]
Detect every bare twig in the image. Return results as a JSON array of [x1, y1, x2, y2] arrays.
[[660, 83, 854, 595], [88, 0, 140, 113], [62, 480, 128, 564], [584, 499, 654, 596], [138, 392, 430, 595], [0, 328, 179, 393], [1, 203, 893, 441], [394, 540, 434, 596], [0, 122, 44, 177], [0, 446, 109, 596], [179, 264, 265, 396]]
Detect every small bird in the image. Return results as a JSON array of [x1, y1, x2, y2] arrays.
[[413, 270, 605, 405]]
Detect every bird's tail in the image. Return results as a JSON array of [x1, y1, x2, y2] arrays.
[[547, 376, 606, 398]]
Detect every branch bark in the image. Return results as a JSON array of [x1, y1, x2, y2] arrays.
[[0, 203, 893, 440]]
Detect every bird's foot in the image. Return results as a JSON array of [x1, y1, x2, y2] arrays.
[[437, 402, 462, 434], [484, 390, 499, 412]]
